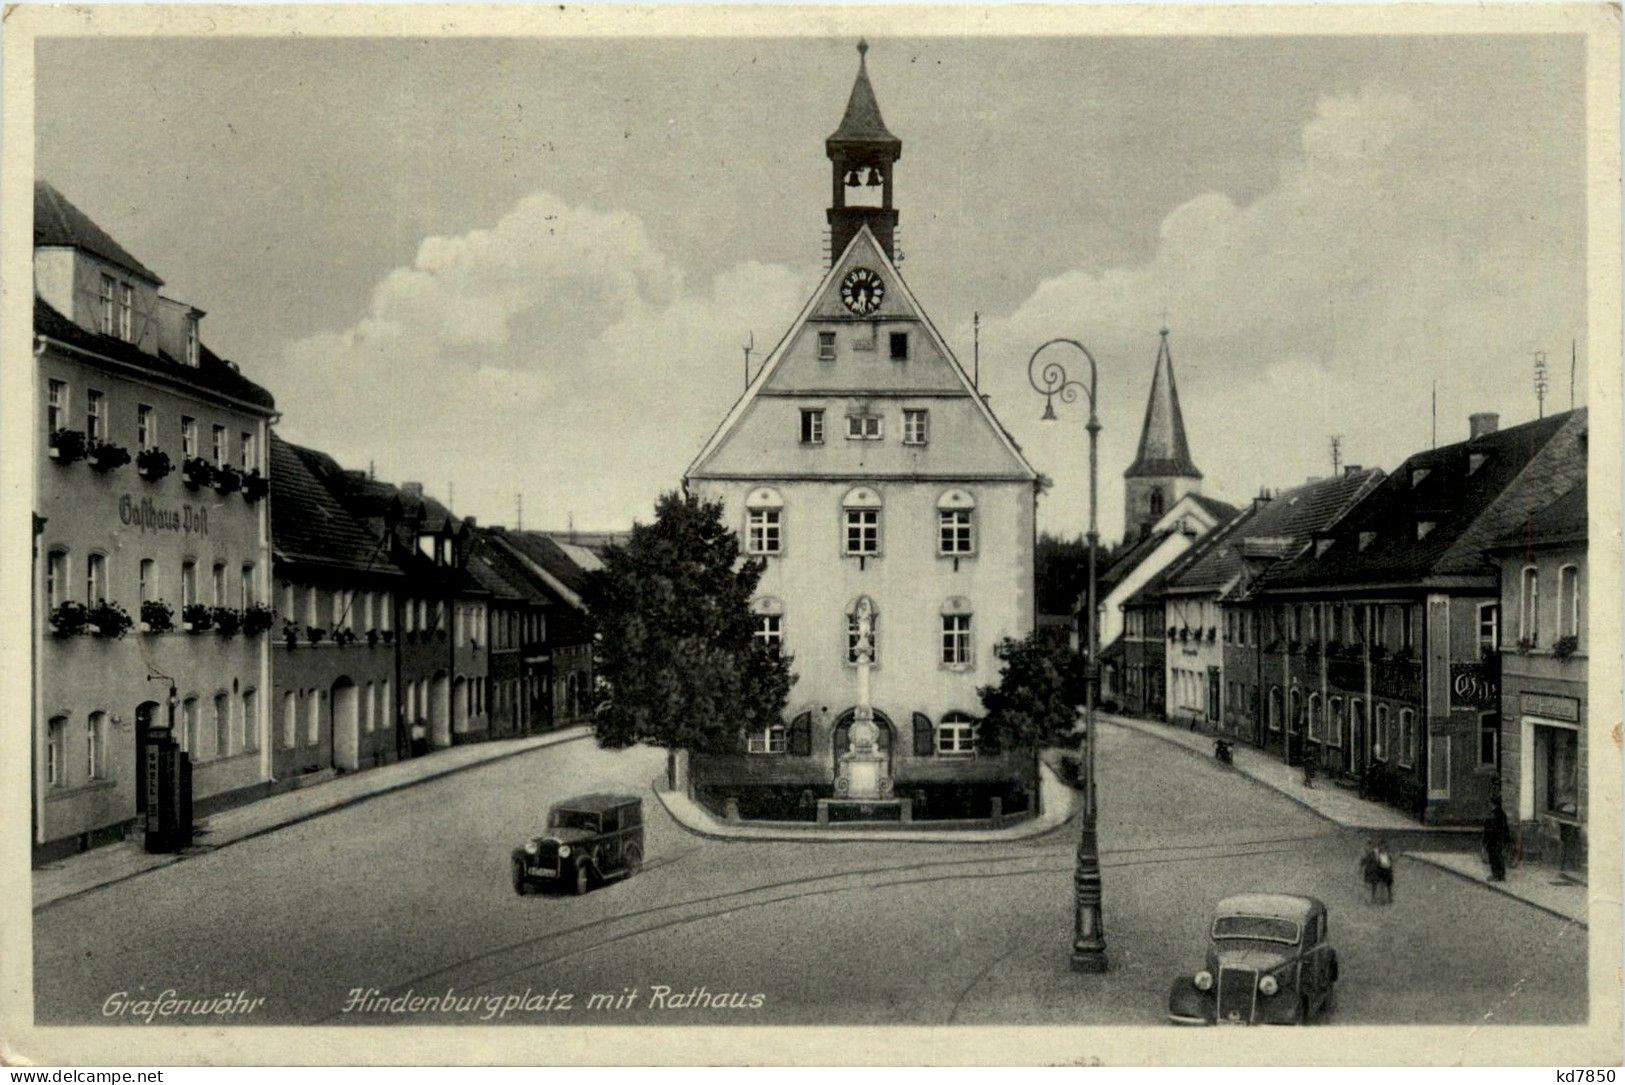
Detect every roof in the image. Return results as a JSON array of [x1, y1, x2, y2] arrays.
[[1190, 494, 1239, 522], [1098, 529, 1173, 593], [1260, 410, 1583, 591], [1487, 479, 1587, 553], [470, 529, 558, 606], [489, 529, 597, 610], [1214, 893, 1323, 923], [35, 181, 163, 284], [826, 41, 901, 154], [1166, 471, 1385, 596], [1125, 330, 1201, 480], [35, 297, 276, 413], [269, 433, 399, 576], [551, 793, 640, 813], [466, 551, 524, 601]]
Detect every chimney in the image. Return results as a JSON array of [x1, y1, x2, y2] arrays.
[[1252, 487, 1273, 512], [1343, 464, 1363, 478], [401, 482, 424, 497], [1469, 412, 1499, 439]]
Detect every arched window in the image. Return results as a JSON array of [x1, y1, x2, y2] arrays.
[[752, 596, 784, 656], [282, 691, 298, 749], [307, 688, 321, 744], [745, 487, 784, 555], [936, 711, 979, 756], [842, 487, 882, 557], [87, 711, 107, 779], [1307, 693, 1322, 742], [1558, 564, 1581, 640], [363, 683, 376, 734], [46, 549, 68, 609], [1374, 704, 1389, 761], [214, 691, 231, 758], [1519, 565, 1540, 648], [1398, 709, 1416, 767], [1328, 696, 1344, 748], [180, 696, 199, 754], [47, 715, 67, 787], [937, 490, 976, 556], [1148, 488, 1165, 518], [139, 559, 156, 604], [940, 596, 973, 667], [241, 688, 257, 752], [1268, 687, 1282, 732], [86, 552, 108, 605]]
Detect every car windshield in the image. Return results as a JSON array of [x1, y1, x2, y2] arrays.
[[1212, 915, 1299, 943], [548, 810, 599, 832]]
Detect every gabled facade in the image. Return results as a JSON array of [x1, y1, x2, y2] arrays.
[[684, 44, 1040, 822]]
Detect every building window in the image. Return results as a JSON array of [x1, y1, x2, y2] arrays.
[[241, 431, 256, 472], [1397, 709, 1415, 767], [46, 549, 68, 609], [136, 404, 155, 450], [1148, 488, 1165, 518], [363, 684, 376, 734], [1328, 697, 1343, 748], [936, 712, 978, 756], [212, 425, 227, 466], [138, 559, 155, 604], [800, 408, 825, 445], [746, 508, 782, 555], [1267, 688, 1282, 732], [180, 697, 199, 754], [180, 561, 197, 609], [186, 317, 200, 367], [212, 563, 227, 605], [85, 552, 107, 604], [1558, 564, 1580, 640], [380, 591, 393, 632], [87, 711, 107, 779], [817, 331, 837, 361], [1478, 712, 1498, 769], [240, 564, 255, 608], [214, 692, 231, 758], [47, 716, 66, 787], [1478, 603, 1499, 655], [846, 413, 882, 441], [755, 613, 783, 656], [746, 724, 786, 754], [902, 408, 929, 446], [307, 689, 321, 744], [889, 332, 909, 360], [1518, 566, 1540, 648], [1374, 704, 1389, 761], [1543, 726, 1580, 818], [942, 613, 972, 666], [118, 282, 133, 341], [86, 390, 104, 442], [844, 508, 880, 555], [937, 509, 975, 556], [47, 379, 67, 434], [99, 275, 116, 334], [281, 691, 297, 748], [181, 416, 197, 458]]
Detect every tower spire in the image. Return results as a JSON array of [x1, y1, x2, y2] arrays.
[[826, 39, 902, 263], [1122, 328, 1203, 539]]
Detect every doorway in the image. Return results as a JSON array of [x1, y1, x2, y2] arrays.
[[135, 700, 161, 813], [331, 678, 360, 771]]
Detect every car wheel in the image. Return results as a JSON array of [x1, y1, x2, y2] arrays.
[[511, 858, 530, 896], [572, 861, 591, 896], [623, 844, 643, 878]]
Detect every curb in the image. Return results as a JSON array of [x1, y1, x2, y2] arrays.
[[1399, 852, 1588, 928], [33, 727, 593, 912], [1098, 715, 1450, 837], [653, 762, 1079, 844]]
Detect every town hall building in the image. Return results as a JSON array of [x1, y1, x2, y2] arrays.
[[684, 42, 1041, 822]]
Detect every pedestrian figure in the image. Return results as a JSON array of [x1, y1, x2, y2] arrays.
[[1483, 797, 1511, 882], [1360, 838, 1394, 903]]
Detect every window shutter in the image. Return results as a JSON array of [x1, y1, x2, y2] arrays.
[[789, 712, 812, 757], [977, 719, 1002, 755], [912, 712, 934, 757]]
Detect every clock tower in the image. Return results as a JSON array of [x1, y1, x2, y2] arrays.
[[826, 39, 901, 264]]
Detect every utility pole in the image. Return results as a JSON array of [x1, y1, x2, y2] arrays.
[[1571, 339, 1578, 410], [742, 332, 754, 391], [1431, 383, 1437, 449], [973, 312, 980, 390], [1534, 350, 1549, 419], [448, 482, 455, 510], [516, 493, 523, 532], [1329, 435, 1343, 476]]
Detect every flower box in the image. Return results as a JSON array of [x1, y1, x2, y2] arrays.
[[49, 600, 90, 636], [212, 606, 242, 637], [181, 603, 214, 633], [88, 441, 132, 473], [88, 601, 133, 638], [49, 429, 87, 465], [1552, 634, 1579, 659], [139, 599, 175, 634], [180, 456, 214, 490], [240, 470, 269, 502], [281, 620, 300, 649], [333, 629, 358, 647], [242, 604, 276, 635], [213, 464, 243, 495], [136, 447, 173, 482], [306, 626, 327, 645]]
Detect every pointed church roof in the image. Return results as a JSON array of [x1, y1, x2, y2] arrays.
[[827, 40, 901, 155], [1124, 328, 1201, 480]]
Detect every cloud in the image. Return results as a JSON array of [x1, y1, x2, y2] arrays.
[[970, 83, 1584, 544], [278, 194, 816, 529]]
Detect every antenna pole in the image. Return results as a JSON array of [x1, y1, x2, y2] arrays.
[[1533, 350, 1549, 419], [1571, 339, 1577, 410], [973, 312, 980, 390], [743, 332, 754, 391], [1329, 435, 1343, 476], [1431, 382, 1437, 449], [516, 493, 523, 532]]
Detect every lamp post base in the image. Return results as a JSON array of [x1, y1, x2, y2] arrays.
[[1070, 946, 1109, 974]]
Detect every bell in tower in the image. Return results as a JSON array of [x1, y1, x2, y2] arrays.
[[826, 39, 902, 264]]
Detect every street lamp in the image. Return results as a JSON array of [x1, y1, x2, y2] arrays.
[[1028, 337, 1108, 974]]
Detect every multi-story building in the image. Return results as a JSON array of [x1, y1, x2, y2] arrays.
[[487, 530, 600, 731], [682, 43, 1041, 821], [267, 434, 403, 785], [1487, 470, 1588, 876], [1254, 410, 1585, 823], [33, 182, 277, 860]]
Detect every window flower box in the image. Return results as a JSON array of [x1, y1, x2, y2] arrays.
[[1370, 644, 1391, 662], [333, 628, 358, 647], [381, 630, 395, 645], [88, 601, 133, 639], [180, 456, 214, 490], [241, 604, 276, 636], [1166, 626, 1177, 641], [49, 600, 90, 637], [49, 429, 87, 465], [1393, 646, 1416, 663], [240, 469, 268, 503], [1552, 634, 1579, 659], [1515, 636, 1535, 656], [88, 440, 132, 474], [181, 603, 214, 633], [211, 606, 242, 637], [306, 626, 327, 645], [212, 464, 243, 495], [1287, 639, 1303, 656], [139, 599, 175, 634], [282, 620, 300, 649], [136, 447, 173, 482]]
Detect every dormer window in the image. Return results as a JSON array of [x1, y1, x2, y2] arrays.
[[119, 282, 133, 341], [1469, 452, 1487, 474], [186, 316, 200, 367], [1410, 467, 1431, 488], [99, 275, 116, 335], [1315, 538, 1333, 558], [1416, 520, 1436, 540], [1358, 531, 1377, 552]]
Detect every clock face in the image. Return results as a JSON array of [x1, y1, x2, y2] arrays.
[[840, 267, 885, 316]]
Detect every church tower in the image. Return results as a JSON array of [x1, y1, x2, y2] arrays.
[[1123, 328, 1203, 539], [826, 39, 901, 264]]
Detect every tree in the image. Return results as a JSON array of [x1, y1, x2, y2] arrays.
[[1035, 532, 1092, 618], [977, 632, 1086, 750], [585, 490, 796, 787]]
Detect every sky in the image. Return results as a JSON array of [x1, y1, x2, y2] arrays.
[[35, 32, 1587, 542]]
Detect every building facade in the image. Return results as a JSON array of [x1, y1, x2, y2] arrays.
[[683, 44, 1040, 821], [33, 182, 276, 860]]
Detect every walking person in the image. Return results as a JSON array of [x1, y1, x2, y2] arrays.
[[1360, 837, 1395, 903], [1483, 797, 1511, 882]]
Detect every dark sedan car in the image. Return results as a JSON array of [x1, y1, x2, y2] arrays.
[[512, 793, 644, 896], [1168, 893, 1338, 1025]]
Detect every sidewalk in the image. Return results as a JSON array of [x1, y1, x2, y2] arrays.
[[32, 726, 592, 911], [656, 760, 1077, 843], [1404, 850, 1589, 926]]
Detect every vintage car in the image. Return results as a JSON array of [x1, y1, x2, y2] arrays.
[[1167, 893, 1338, 1025], [512, 793, 644, 896]]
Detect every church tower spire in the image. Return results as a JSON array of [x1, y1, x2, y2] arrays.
[[826, 39, 902, 264], [1123, 327, 1203, 539]]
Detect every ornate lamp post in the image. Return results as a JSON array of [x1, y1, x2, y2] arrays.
[[1028, 337, 1108, 974]]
